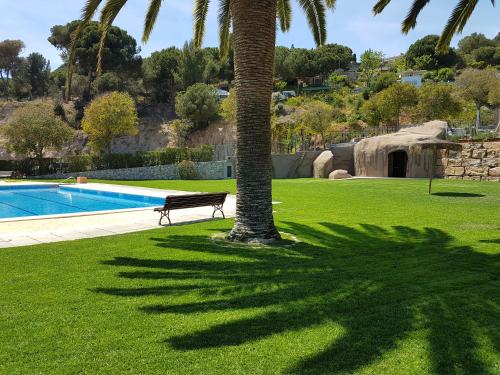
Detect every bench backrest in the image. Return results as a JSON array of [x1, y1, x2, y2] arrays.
[[163, 192, 228, 210]]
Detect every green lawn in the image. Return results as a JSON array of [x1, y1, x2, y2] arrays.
[[1, 178, 499, 374]]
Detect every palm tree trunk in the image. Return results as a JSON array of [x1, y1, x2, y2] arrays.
[[228, 0, 280, 241]]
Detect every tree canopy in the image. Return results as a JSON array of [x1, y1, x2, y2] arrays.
[[82, 92, 138, 154], [1, 101, 73, 160]]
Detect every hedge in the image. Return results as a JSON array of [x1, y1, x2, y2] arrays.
[[0, 145, 214, 176]]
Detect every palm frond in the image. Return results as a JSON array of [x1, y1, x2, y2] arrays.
[[218, 0, 231, 58], [194, 0, 210, 48], [67, 0, 103, 98], [373, 0, 391, 14], [277, 0, 292, 32], [324, 0, 337, 9], [437, 0, 479, 51], [144, 0, 163, 42], [402, 0, 431, 33], [97, 0, 128, 74], [297, 0, 327, 46]]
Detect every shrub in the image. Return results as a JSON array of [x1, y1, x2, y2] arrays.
[[1, 102, 73, 161], [0, 146, 214, 176], [177, 160, 198, 180], [82, 92, 138, 154], [175, 83, 219, 130]]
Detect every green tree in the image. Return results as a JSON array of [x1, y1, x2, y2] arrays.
[[455, 68, 500, 130], [168, 119, 193, 147], [0, 39, 24, 97], [314, 43, 356, 75], [51, 21, 141, 100], [220, 89, 237, 123], [472, 46, 500, 66], [143, 47, 181, 103], [405, 35, 459, 69], [359, 49, 383, 89], [370, 72, 397, 93], [82, 92, 138, 154], [0, 102, 73, 163], [416, 83, 462, 121], [327, 73, 351, 91], [175, 83, 219, 129], [294, 101, 334, 149], [412, 54, 438, 70], [375, 83, 418, 127], [25, 53, 51, 98], [373, 1, 495, 51], [360, 98, 382, 127], [458, 32, 495, 55], [177, 41, 206, 89]]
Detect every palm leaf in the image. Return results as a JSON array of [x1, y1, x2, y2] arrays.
[[297, 0, 327, 46], [402, 0, 431, 33], [97, 0, 128, 74], [437, 0, 479, 51], [67, 0, 103, 98], [373, 0, 391, 14], [324, 0, 337, 9], [277, 0, 292, 32], [218, 0, 231, 58], [194, 0, 210, 48], [144, 0, 163, 42]]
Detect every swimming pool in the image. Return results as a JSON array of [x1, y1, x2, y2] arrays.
[[0, 184, 165, 220]]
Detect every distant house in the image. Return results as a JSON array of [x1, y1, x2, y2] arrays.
[[381, 54, 403, 72], [216, 89, 230, 100], [400, 70, 426, 87], [333, 62, 360, 82]]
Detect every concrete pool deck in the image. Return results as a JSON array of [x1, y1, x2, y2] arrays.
[[0, 182, 236, 248]]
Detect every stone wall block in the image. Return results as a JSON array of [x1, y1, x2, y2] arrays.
[[471, 149, 487, 159], [482, 158, 497, 167], [447, 158, 462, 167], [483, 142, 500, 150], [445, 166, 465, 176], [437, 158, 448, 166], [463, 158, 482, 167], [465, 166, 488, 176], [489, 167, 500, 177]]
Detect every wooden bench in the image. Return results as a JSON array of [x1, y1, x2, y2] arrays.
[[154, 192, 229, 225], [0, 171, 13, 178]]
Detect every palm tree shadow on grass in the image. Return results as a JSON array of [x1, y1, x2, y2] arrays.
[[95, 223, 500, 374]]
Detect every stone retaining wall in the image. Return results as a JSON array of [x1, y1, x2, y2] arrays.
[[37, 160, 234, 180], [440, 142, 499, 182]]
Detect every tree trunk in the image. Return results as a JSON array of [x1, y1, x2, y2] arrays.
[[228, 0, 280, 241]]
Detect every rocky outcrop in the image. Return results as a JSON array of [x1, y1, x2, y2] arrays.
[[329, 169, 352, 179], [313, 151, 334, 178]]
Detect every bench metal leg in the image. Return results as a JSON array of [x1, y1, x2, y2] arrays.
[[158, 210, 171, 226], [212, 204, 225, 219]]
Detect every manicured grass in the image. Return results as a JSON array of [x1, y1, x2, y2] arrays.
[[1, 178, 499, 374]]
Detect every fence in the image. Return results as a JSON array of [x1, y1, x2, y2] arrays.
[[271, 125, 413, 153]]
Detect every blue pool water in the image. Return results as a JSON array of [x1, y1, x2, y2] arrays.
[[0, 185, 164, 219]]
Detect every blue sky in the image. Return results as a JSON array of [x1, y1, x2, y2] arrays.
[[1, 0, 498, 69]]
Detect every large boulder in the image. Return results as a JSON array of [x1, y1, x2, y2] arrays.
[[329, 169, 352, 179], [313, 151, 334, 178]]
